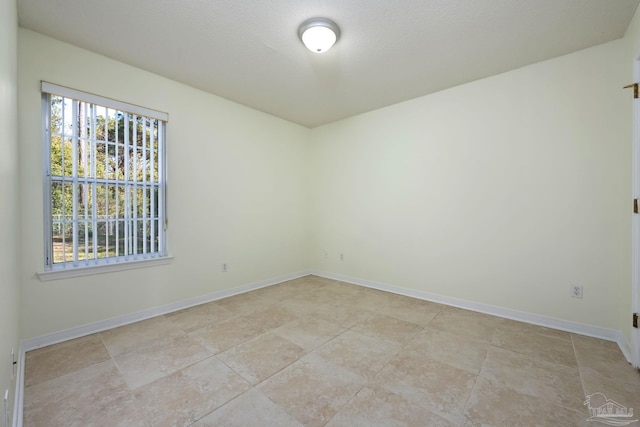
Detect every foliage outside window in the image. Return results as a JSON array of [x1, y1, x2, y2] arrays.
[[42, 82, 168, 271]]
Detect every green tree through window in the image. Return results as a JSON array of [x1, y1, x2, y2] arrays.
[[43, 83, 168, 270]]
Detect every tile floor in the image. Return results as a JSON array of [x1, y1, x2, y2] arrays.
[[23, 275, 640, 426]]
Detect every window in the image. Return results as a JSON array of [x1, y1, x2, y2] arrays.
[[42, 82, 168, 273]]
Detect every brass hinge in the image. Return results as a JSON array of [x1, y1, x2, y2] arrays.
[[624, 83, 639, 99], [634, 313, 638, 328], [635, 199, 639, 214]]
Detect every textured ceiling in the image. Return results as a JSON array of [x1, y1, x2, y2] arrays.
[[18, 0, 640, 128]]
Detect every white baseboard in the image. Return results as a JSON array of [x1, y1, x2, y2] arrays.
[[21, 270, 310, 352], [311, 270, 625, 348], [22, 269, 623, 353], [617, 332, 632, 363], [12, 345, 24, 427]]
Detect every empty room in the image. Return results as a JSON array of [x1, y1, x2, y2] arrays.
[[3, 0, 640, 425]]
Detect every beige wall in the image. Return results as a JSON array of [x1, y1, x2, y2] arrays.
[[310, 38, 631, 338], [18, 29, 310, 339], [0, 0, 19, 420], [16, 12, 638, 350]]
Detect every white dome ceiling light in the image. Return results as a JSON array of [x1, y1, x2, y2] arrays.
[[298, 17, 340, 53]]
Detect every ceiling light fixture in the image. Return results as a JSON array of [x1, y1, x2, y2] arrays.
[[298, 17, 340, 53]]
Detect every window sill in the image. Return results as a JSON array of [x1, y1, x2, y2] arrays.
[[37, 256, 174, 282]]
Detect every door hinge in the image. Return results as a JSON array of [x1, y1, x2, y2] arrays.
[[635, 199, 638, 214], [624, 83, 639, 99], [634, 313, 638, 328]]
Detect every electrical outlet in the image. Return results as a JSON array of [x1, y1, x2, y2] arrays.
[[324, 251, 328, 259], [340, 253, 344, 262], [571, 285, 583, 299], [221, 263, 228, 273]]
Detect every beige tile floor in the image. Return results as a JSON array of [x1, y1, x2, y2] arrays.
[[23, 275, 640, 426]]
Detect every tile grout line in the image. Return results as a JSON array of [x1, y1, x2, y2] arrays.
[[457, 324, 498, 426], [187, 386, 255, 427], [571, 333, 590, 419], [457, 375, 481, 427], [98, 330, 155, 426]]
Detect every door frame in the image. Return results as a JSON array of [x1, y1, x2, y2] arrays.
[[632, 58, 640, 368]]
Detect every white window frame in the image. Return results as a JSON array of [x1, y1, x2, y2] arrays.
[[39, 82, 170, 280]]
